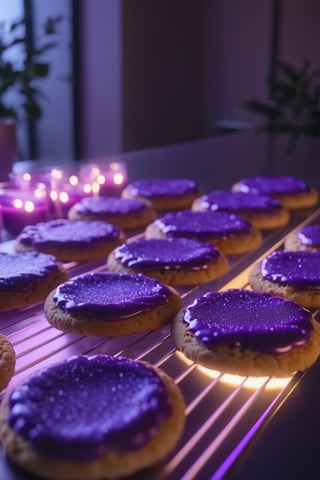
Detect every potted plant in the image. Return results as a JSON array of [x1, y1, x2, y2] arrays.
[[0, 15, 61, 179], [214, 60, 320, 154]]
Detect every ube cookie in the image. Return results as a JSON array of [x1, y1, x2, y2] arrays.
[[0, 355, 185, 480], [122, 178, 201, 211], [44, 272, 182, 336], [249, 250, 320, 308], [285, 224, 320, 252], [0, 252, 67, 311], [107, 237, 229, 286], [232, 175, 319, 210], [0, 334, 15, 392], [192, 189, 289, 230], [172, 289, 320, 377], [145, 210, 262, 256], [14, 219, 125, 263], [68, 196, 156, 230]]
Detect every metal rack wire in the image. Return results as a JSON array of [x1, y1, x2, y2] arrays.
[[0, 208, 319, 479]]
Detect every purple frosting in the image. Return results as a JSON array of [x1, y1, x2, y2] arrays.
[[236, 176, 310, 195], [74, 196, 148, 215], [18, 219, 121, 248], [0, 252, 61, 292], [200, 189, 282, 213], [8, 355, 172, 460], [125, 178, 199, 198], [154, 210, 252, 239], [261, 250, 320, 289], [297, 224, 320, 247], [54, 272, 173, 318], [183, 289, 313, 354], [113, 238, 220, 270]]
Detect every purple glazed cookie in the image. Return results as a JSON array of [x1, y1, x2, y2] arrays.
[[14, 219, 125, 262], [107, 237, 229, 286], [232, 175, 319, 210], [192, 189, 289, 230], [249, 250, 320, 308], [0, 355, 185, 479], [44, 272, 182, 336], [0, 333, 15, 392], [285, 224, 320, 252], [145, 210, 262, 255], [68, 196, 156, 230], [172, 288, 320, 376], [122, 178, 201, 211], [0, 252, 67, 311]]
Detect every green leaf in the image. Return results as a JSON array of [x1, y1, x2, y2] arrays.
[[33, 41, 58, 56], [0, 14, 63, 122], [31, 62, 49, 78], [9, 18, 25, 32], [43, 15, 62, 35], [278, 61, 301, 83], [241, 100, 282, 119], [0, 102, 16, 118], [23, 101, 42, 120]]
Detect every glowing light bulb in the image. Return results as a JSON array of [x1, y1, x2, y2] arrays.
[[51, 169, 63, 180], [114, 172, 124, 185], [24, 200, 35, 212], [50, 191, 58, 201], [97, 174, 106, 185], [69, 175, 79, 186], [13, 198, 23, 209], [22, 173, 31, 182], [59, 192, 69, 203]]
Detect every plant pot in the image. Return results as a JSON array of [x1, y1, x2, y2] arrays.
[[0, 119, 17, 182]]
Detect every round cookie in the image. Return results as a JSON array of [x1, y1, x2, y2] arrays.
[[68, 196, 156, 230], [232, 175, 319, 210], [107, 237, 229, 286], [285, 224, 320, 252], [121, 178, 201, 211], [0, 355, 185, 480], [192, 189, 289, 230], [14, 219, 125, 263], [0, 334, 15, 392], [44, 272, 182, 336], [172, 289, 320, 377], [145, 210, 262, 256], [0, 252, 67, 311], [249, 250, 320, 308]]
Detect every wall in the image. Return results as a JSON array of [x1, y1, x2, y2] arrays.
[[2, 0, 319, 181], [80, 0, 123, 159], [122, 0, 207, 151], [33, 0, 73, 163]]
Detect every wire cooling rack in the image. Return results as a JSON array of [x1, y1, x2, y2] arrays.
[[0, 207, 319, 480]]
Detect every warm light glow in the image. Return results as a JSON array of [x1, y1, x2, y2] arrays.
[[220, 269, 252, 291], [175, 351, 291, 391], [114, 172, 124, 185], [196, 364, 291, 390], [69, 175, 78, 186], [50, 191, 58, 201], [24, 200, 35, 213], [51, 168, 63, 180], [92, 167, 100, 176], [83, 183, 92, 194], [22, 173, 31, 182], [110, 162, 119, 170], [97, 174, 106, 185], [34, 187, 46, 199], [13, 198, 23, 209], [92, 182, 100, 194], [59, 192, 69, 203]]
